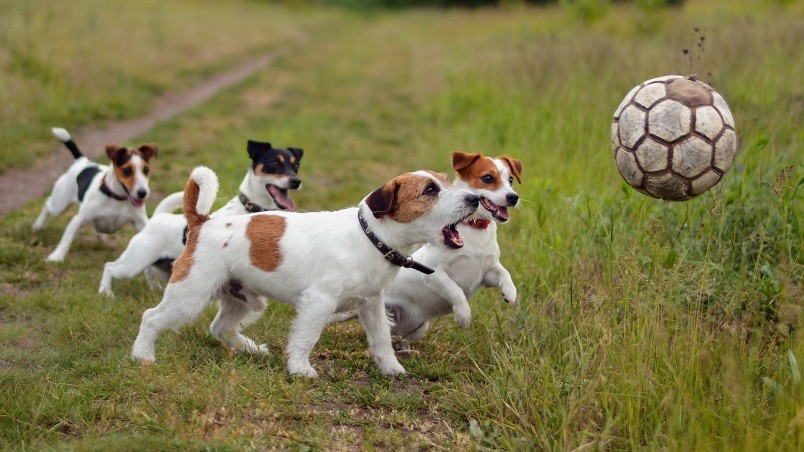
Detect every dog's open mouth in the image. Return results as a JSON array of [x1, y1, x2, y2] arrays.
[[130, 197, 145, 208], [442, 223, 464, 249], [481, 197, 509, 222], [267, 184, 296, 211]]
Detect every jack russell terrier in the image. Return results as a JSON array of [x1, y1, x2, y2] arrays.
[[132, 166, 480, 377], [331, 151, 522, 349], [98, 140, 302, 297], [33, 128, 158, 263]]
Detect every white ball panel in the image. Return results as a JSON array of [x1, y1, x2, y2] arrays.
[[636, 137, 669, 172], [713, 92, 735, 128], [648, 100, 691, 142], [618, 105, 646, 149], [694, 106, 724, 141], [672, 136, 712, 178], [634, 83, 667, 109], [615, 147, 644, 187], [714, 128, 738, 172], [611, 121, 620, 151]]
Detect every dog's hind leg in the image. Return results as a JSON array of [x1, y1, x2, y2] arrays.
[[210, 292, 269, 355], [33, 175, 76, 231], [45, 213, 86, 262], [359, 297, 405, 377], [132, 281, 217, 362]]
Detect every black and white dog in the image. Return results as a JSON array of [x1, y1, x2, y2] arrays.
[[34, 128, 158, 262], [98, 140, 303, 297]]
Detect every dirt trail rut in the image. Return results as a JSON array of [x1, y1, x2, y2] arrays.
[[0, 52, 279, 218]]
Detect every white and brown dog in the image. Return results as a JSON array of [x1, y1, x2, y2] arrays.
[[98, 140, 302, 297], [33, 128, 158, 263], [333, 151, 522, 346], [132, 166, 480, 377]]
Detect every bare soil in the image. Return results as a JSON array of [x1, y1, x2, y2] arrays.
[[0, 52, 279, 218]]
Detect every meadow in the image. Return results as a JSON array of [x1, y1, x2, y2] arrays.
[[1, 0, 802, 449]]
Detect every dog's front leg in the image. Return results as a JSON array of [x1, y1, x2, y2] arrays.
[[483, 263, 518, 304], [422, 270, 472, 328], [45, 214, 86, 262], [359, 296, 405, 377]]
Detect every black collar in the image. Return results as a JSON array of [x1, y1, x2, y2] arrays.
[[357, 208, 434, 275], [238, 192, 268, 213], [99, 174, 128, 202]]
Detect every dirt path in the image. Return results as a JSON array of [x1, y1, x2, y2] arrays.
[[0, 52, 280, 218]]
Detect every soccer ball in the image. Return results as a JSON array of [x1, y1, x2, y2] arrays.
[[611, 75, 737, 201]]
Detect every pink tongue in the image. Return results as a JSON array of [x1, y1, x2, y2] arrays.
[[131, 197, 144, 208], [442, 226, 464, 248], [267, 185, 296, 211], [497, 206, 510, 221]]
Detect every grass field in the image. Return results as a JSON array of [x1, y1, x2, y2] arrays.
[[1, 0, 802, 449]]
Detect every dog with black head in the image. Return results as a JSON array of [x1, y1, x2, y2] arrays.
[[98, 140, 302, 297]]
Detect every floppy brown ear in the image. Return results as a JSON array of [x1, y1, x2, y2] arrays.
[[452, 151, 482, 173], [137, 143, 159, 162], [365, 179, 399, 218], [105, 145, 130, 166], [500, 156, 523, 184]]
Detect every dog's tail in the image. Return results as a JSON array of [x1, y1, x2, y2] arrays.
[[153, 191, 185, 216], [51, 127, 83, 160], [183, 166, 218, 231]]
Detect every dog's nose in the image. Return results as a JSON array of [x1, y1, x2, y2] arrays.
[[465, 194, 481, 207], [136, 189, 148, 199], [289, 177, 302, 190], [506, 193, 519, 206]]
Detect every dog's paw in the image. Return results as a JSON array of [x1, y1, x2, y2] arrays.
[[98, 285, 114, 298], [131, 352, 155, 364], [246, 343, 270, 355], [502, 284, 518, 304], [44, 253, 64, 263], [454, 306, 472, 329], [289, 365, 319, 378], [382, 361, 406, 377]]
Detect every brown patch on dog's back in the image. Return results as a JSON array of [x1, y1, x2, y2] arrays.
[[246, 215, 286, 272]]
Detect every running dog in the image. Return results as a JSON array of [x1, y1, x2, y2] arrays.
[[331, 151, 522, 348], [98, 140, 302, 297], [132, 166, 480, 377], [33, 128, 158, 263]]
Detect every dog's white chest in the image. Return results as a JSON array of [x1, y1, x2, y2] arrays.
[[93, 214, 132, 233]]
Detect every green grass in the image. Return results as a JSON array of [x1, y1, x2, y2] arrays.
[[1, 0, 803, 449]]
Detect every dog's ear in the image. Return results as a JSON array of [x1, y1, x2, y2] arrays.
[[247, 140, 271, 160], [287, 147, 304, 162], [137, 144, 159, 162], [452, 151, 482, 173], [105, 145, 131, 166], [365, 179, 399, 218], [499, 156, 523, 184]]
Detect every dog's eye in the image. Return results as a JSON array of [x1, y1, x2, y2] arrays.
[[508, 176, 514, 185], [423, 183, 440, 195], [481, 174, 494, 184], [122, 167, 133, 176], [143, 167, 150, 176]]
